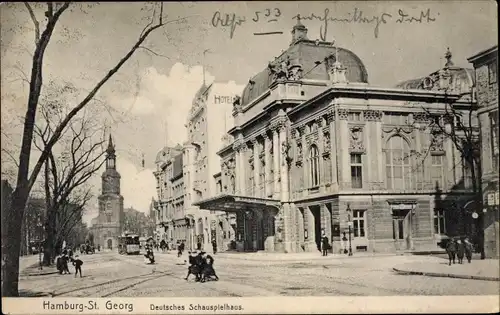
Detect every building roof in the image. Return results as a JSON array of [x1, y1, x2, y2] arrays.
[[240, 22, 368, 107], [154, 146, 182, 164], [395, 48, 475, 95], [467, 45, 498, 63], [171, 152, 183, 180], [189, 83, 213, 119]]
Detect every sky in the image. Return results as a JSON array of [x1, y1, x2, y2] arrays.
[[0, 1, 497, 226]]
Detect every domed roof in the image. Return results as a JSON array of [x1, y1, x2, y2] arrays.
[[240, 21, 368, 107], [395, 48, 475, 95]]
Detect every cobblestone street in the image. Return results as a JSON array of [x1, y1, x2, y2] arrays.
[[18, 251, 500, 297]]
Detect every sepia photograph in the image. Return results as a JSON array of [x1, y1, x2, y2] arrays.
[[1, 1, 498, 313]]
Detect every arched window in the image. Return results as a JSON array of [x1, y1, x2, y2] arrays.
[[309, 145, 320, 187], [385, 136, 412, 190]]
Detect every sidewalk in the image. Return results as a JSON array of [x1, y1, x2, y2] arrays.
[[181, 251, 401, 262], [19, 254, 58, 277], [393, 259, 500, 281]]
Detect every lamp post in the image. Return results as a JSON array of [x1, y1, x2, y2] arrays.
[[347, 203, 353, 256]]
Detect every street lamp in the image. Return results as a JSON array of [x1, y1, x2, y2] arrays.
[[347, 203, 353, 256]]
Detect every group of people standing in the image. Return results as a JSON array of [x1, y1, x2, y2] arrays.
[[56, 247, 83, 277], [185, 250, 218, 282]]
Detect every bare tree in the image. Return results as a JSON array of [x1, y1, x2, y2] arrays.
[[420, 95, 484, 257], [33, 102, 106, 265], [3, 2, 181, 296]]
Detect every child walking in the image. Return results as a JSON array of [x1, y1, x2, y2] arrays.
[[72, 255, 83, 278]]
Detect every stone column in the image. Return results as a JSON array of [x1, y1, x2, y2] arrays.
[[364, 123, 371, 188], [304, 206, 316, 251], [279, 125, 289, 202], [301, 129, 308, 195], [239, 144, 247, 195], [233, 142, 241, 194], [329, 111, 338, 190], [253, 139, 260, 198], [317, 118, 325, 188], [375, 119, 383, 186], [272, 129, 280, 198], [264, 134, 272, 197], [338, 109, 350, 189]]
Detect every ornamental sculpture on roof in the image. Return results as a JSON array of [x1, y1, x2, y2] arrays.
[[268, 55, 304, 83]]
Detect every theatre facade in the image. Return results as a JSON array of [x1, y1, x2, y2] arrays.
[[195, 20, 478, 254]]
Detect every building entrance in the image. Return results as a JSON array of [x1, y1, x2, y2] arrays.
[[392, 209, 412, 251], [107, 238, 113, 250], [310, 205, 322, 251]]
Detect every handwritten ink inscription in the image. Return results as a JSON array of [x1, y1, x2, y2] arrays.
[[295, 8, 437, 39], [211, 8, 282, 39], [212, 7, 438, 39]]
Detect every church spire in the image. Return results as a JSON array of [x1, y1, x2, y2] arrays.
[[107, 134, 115, 155], [106, 134, 116, 170]]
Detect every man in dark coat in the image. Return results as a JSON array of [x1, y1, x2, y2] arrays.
[[321, 233, 329, 256], [211, 239, 217, 255]]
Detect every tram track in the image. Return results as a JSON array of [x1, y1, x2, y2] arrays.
[[51, 254, 174, 297]]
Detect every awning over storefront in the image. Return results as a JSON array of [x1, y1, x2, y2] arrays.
[[193, 194, 281, 213]]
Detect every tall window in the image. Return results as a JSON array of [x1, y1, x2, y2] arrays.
[[352, 210, 366, 237], [106, 214, 112, 223], [462, 158, 473, 189], [434, 209, 446, 235], [491, 112, 499, 170], [309, 145, 320, 187], [430, 154, 445, 189], [385, 136, 412, 190], [350, 154, 363, 188], [488, 61, 497, 84]]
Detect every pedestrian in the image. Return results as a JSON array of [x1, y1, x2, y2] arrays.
[[178, 241, 185, 257], [321, 233, 329, 256], [62, 254, 71, 274], [341, 232, 348, 254], [197, 240, 202, 251], [211, 239, 217, 255], [72, 255, 83, 278]]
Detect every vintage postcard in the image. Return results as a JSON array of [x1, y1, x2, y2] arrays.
[[1, 1, 498, 314]]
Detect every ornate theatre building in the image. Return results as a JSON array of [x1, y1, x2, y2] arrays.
[[196, 19, 478, 254]]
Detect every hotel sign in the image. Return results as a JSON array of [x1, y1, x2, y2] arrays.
[[214, 95, 238, 105]]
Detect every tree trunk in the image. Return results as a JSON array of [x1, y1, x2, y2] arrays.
[[42, 160, 56, 266], [42, 207, 56, 266], [2, 188, 29, 297]]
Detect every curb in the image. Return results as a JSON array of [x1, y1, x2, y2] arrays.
[[392, 267, 500, 282], [215, 253, 400, 262], [21, 269, 59, 277]]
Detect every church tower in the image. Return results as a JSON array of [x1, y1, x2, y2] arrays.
[[93, 134, 124, 250]]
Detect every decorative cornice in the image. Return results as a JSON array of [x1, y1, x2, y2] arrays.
[[337, 109, 349, 120], [363, 110, 382, 122]]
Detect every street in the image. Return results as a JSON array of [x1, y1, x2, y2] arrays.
[[18, 251, 500, 297]]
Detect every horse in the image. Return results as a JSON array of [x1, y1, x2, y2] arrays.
[[446, 238, 458, 266], [185, 252, 202, 281]]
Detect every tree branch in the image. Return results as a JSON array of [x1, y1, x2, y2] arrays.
[[27, 3, 169, 192], [24, 2, 40, 43], [137, 46, 171, 59]]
